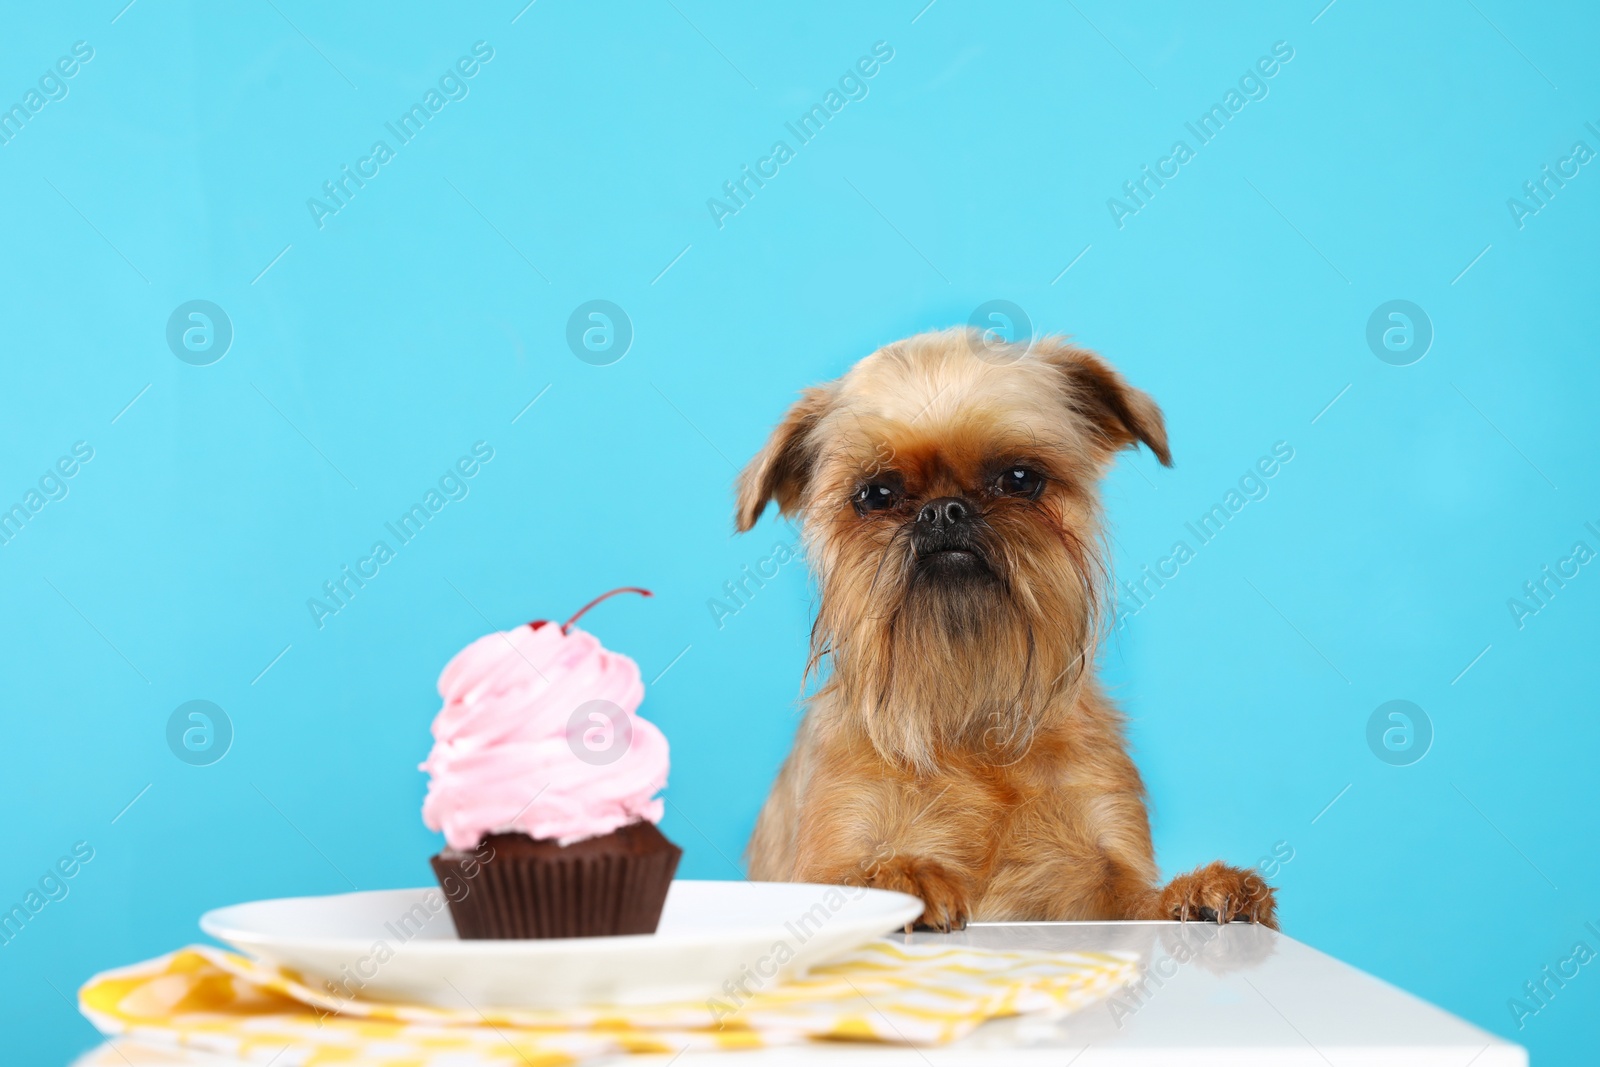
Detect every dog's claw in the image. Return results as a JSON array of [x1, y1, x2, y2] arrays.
[[1156, 862, 1278, 929], [862, 856, 972, 934]]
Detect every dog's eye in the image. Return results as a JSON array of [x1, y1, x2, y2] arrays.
[[853, 483, 899, 513], [998, 467, 1044, 498]]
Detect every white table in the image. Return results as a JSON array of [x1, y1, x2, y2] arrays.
[[75, 922, 1524, 1067]]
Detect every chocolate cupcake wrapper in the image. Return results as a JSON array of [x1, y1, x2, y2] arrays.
[[432, 826, 681, 939]]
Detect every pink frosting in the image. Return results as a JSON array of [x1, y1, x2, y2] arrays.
[[420, 622, 669, 850]]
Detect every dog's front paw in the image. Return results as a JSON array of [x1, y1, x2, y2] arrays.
[[1156, 861, 1278, 929], [865, 855, 973, 932]]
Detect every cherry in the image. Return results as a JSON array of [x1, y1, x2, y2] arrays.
[[527, 587, 652, 634]]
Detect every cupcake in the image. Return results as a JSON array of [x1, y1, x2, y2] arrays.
[[420, 588, 681, 938]]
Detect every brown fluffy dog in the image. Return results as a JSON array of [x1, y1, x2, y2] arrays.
[[736, 328, 1276, 930]]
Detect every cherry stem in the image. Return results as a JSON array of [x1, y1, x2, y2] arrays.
[[561, 587, 653, 634]]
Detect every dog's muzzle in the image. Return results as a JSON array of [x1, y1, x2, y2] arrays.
[[910, 496, 985, 566]]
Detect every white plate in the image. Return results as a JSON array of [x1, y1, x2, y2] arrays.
[[200, 879, 922, 1010]]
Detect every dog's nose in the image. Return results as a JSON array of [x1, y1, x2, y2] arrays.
[[917, 497, 970, 529]]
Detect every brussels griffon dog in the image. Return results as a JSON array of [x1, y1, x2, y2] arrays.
[[736, 328, 1276, 931]]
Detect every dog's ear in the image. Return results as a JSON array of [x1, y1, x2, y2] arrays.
[[1038, 341, 1171, 467], [735, 386, 835, 531]]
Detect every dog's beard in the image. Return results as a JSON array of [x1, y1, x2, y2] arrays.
[[809, 521, 1102, 773]]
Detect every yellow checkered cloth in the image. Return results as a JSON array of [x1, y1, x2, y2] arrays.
[[78, 940, 1136, 1065]]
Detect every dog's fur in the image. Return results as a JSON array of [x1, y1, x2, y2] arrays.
[[735, 328, 1276, 930]]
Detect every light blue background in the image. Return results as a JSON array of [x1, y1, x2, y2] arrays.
[[2, 1, 1596, 1063]]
